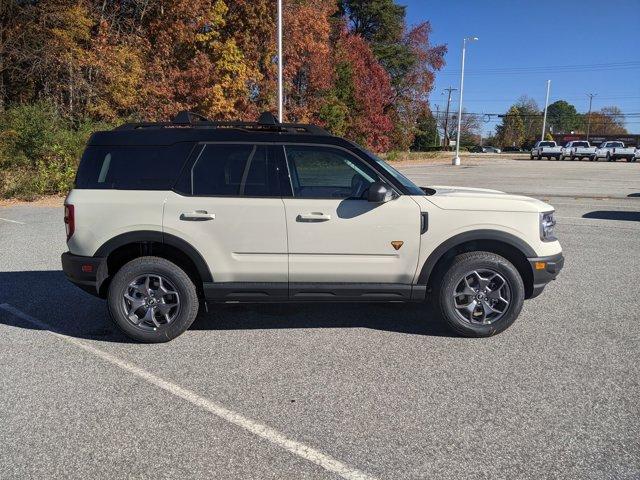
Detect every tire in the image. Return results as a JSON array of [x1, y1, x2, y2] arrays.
[[107, 256, 199, 343], [434, 251, 525, 337], [606, 153, 612, 162]]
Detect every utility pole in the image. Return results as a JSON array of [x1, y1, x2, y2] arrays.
[[442, 87, 457, 151], [453, 36, 478, 166], [586, 93, 597, 141], [541, 79, 551, 142], [277, 0, 283, 122], [433, 104, 440, 147]]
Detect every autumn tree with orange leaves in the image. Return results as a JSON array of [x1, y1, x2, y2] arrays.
[[1, 0, 446, 152]]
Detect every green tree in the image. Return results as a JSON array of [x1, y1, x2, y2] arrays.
[[340, 0, 409, 83], [411, 108, 439, 150], [546, 100, 580, 133]]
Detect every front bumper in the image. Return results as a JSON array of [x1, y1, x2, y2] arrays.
[[528, 252, 564, 298], [61, 252, 106, 297]]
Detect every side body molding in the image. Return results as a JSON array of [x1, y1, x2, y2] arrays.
[[417, 229, 537, 285], [94, 230, 213, 283]]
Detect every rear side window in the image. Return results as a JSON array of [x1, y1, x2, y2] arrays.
[[190, 144, 280, 197], [75, 143, 193, 190]]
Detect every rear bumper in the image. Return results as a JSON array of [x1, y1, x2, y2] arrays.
[[528, 252, 564, 298], [61, 252, 106, 297], [611, 153, 635, 160]]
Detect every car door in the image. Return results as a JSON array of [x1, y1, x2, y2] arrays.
[[280, 144, 422, 298], [163, 143, 289, 299]]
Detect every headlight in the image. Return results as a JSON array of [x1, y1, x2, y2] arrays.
[[540, 211, 556, 241]]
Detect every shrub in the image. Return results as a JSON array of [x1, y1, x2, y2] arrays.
[[0, 102, 112, 199]]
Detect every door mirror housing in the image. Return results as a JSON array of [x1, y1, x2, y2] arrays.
[[368, 181, 394, 203]]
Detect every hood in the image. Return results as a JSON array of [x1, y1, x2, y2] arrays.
[[426, 185, 553, 213]]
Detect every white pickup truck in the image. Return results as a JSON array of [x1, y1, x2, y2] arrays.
[[594, 141, 636, 162], [560, 141, 597, 161], [531, 141, 563, 160]]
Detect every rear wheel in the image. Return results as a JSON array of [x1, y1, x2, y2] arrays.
[[107, 256, 199, 343], [435, 251, 525, 337]]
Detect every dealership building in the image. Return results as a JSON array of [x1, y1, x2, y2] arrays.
[[552, 133, 639, 147]]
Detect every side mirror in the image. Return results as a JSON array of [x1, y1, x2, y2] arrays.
[[368, 181, 394, 203]]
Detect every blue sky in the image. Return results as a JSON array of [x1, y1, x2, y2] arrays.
[[404, 0, 640, 134]]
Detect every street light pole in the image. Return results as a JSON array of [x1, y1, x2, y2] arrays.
[[541, 79, 551, 141], [453, 36, 478, 166], [586, 93, 597, 141], [433, 104, 440, 147], [277, 0, 283, 122]]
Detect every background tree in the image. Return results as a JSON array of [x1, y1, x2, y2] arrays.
[[438, 110, 480, 147], [546, 100, 581, 134], [587, 106, 628, 135], [495, 106, 525, 148], [513, 96, 542, 147], [411, 107, 439, 150]]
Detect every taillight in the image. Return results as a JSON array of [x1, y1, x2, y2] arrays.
[[64, 204, 75, 241]]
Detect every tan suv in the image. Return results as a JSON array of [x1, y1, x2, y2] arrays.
[[62, 112, 564, 342]]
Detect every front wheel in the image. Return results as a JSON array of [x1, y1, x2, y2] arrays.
[[435, 251, 525, 337], [107, 256, 199, 343]]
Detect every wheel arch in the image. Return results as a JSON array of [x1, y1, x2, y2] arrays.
[[418, 230, 536, 299], [94, 231, 213, 297]]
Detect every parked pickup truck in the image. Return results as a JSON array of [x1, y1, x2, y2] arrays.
[[594, 141, 636, 162], [531, 141, 563, 160], [560, 141, 597, 161]]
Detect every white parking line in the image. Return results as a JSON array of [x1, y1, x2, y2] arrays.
[[0, 217, 25, 225], [0, 303, 377, 480]]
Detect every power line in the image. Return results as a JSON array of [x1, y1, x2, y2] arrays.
[[440, 61, 640, 76]]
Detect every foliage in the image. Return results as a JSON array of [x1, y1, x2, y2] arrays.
[[546, 100, 581, 134], [496, 106, 524, 148], [587, 106, 628, 135], [438, 109, 480, 147], [0, 0, 447, 197], [411, 108, 439, 150], [0, 102, 110, 199]]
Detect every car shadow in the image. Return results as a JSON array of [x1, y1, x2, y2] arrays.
[[0, 271, 453, 342], [582, 211, 640, 222], [627, 193, 640, 198]]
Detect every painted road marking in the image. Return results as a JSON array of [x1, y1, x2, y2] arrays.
[[0, 217, 25, 225], [0, 303, 377, 480]]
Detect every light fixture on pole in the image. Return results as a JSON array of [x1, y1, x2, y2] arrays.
[[277, 0, 283, 122], [541, 80, 551, 141], [453, 36, 478, 166]]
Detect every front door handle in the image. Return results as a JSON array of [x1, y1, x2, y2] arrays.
[[296, 212, 331, 222], [180, 210, 215, 221]]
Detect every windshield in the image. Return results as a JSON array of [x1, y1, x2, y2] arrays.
[[573, 142, 589, 147], [357, 148, 425, 195], [540, 142, 555, 147]]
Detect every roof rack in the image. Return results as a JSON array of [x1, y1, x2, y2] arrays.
[[115, 110, 330, 136]]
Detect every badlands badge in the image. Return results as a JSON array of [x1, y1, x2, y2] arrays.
[[391, 241, 404, 251]]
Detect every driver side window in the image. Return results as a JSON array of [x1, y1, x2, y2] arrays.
[[284, 145, 379, 199]]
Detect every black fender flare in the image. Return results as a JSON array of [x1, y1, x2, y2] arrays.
[[94, 230, 213, 283], [417, 229, 536, 285]]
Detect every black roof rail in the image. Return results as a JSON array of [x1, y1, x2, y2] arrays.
[[114, 111, 330, 135]]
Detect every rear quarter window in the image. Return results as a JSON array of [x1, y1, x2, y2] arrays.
[[75, 143, 194, 190]]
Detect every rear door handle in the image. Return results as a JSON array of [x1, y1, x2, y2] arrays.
[[296, 212, 331, 222], [180, 210, 215, 221]]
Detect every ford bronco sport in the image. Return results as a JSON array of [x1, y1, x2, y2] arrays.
[[62, 111, 564, 342]]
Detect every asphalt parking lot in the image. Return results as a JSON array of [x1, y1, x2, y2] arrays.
[[1, 159, 639, 479]]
